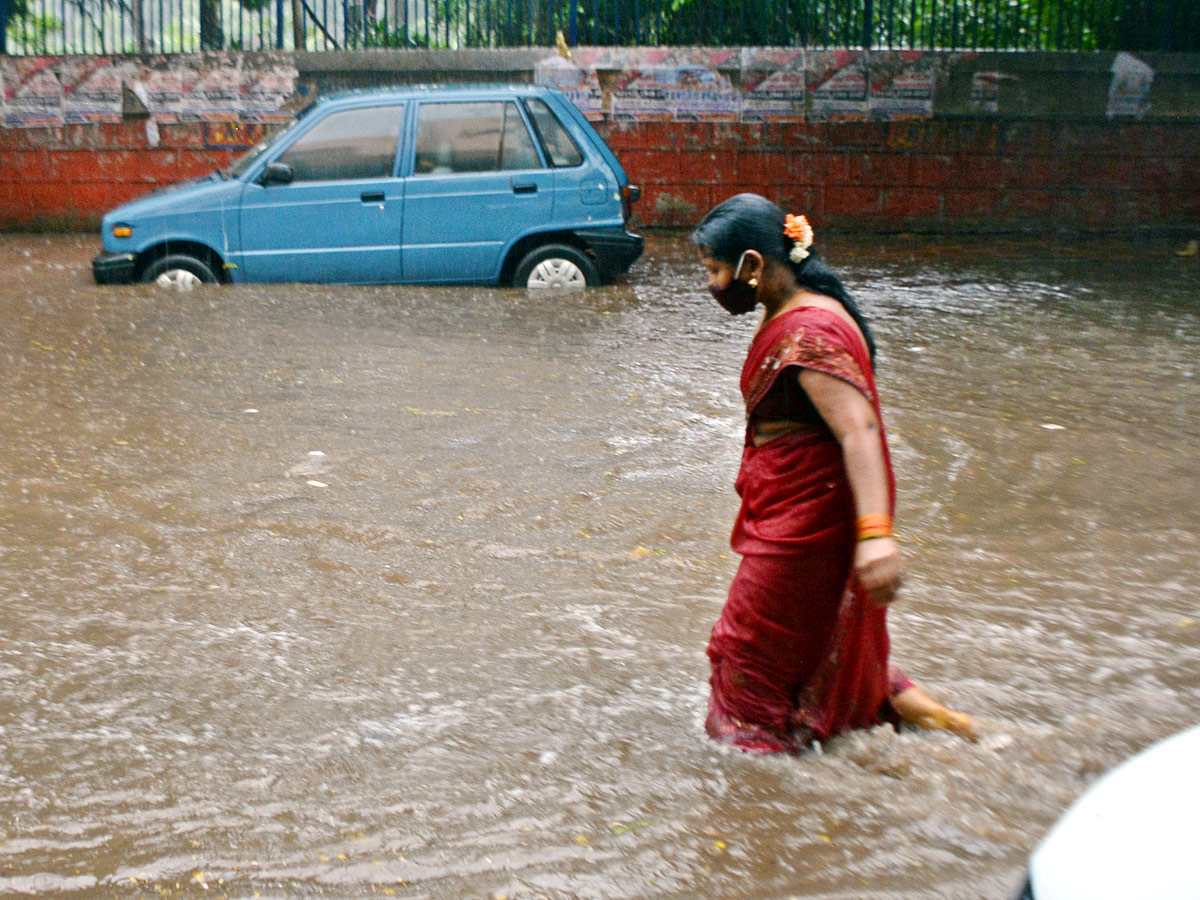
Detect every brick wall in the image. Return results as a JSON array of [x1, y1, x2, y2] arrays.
[[596, 118, 1200, 232], [1, 121, 242, 230], [2, 48, 1199, 233], [4, 116, 1196, 233]]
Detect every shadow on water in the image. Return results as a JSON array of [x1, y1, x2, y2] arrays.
[[1, 231, 1198, 899]]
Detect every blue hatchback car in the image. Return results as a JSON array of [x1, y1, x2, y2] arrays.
[[92, 84, 642, 289]]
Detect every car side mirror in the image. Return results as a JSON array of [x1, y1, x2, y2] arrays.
[[258, 162, 294, 186]]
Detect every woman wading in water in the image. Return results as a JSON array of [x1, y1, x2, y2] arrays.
[[695, 193, 975, 754]]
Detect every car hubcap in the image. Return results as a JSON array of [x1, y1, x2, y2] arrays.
[[155, 268, 202, 290], [526, 258, 586, 289]]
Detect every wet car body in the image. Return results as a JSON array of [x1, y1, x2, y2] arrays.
[[1012, 723, 1200, 900], [93, 84, 642, 289]]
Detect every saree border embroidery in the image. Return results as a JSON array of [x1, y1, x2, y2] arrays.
[[744, 325, 870, 416]]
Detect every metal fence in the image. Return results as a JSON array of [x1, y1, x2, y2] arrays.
[[2, 0, 1197, 54]]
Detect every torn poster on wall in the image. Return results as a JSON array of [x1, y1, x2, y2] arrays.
[[0, 55, 296, 128], [1108, 52, 1153, 118]]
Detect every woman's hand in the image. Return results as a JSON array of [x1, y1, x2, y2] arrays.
[[854, 536, 902, 606]]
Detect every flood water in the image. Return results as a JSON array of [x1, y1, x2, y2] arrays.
[[1, 231, 1198, 900]]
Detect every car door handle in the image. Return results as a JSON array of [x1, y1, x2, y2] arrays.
[[361, 191, 385, 203], [511, 181, 537, 195]]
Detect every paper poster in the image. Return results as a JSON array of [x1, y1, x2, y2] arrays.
[[870, 64, 934, 120], [535, 54, 604, 120], [971, 71, 1002, 113], [742, 67, 807, 122], [242, 65, 298, 123], [182, 64, 243, 121], [809, 54, 868, 120], [1108, 52, 1153, 118], [64, 60, 128, 124], [5, 64, 64, 127], [610, 65, 739, 122]]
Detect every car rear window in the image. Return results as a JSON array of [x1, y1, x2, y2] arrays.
[[275, 105, 404, 182], [414, 101, 540, 175], [524, 98, 584, 168]]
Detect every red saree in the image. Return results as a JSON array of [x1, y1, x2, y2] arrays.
[[706, 306, 902, 753]]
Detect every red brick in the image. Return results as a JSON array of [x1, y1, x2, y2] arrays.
[[950, 121, 1002, 155], [943, 189, 1000, 219], [157, 121, 209, 149], [772, 186, 823, 221], [1134, 155, 1185, 193], [886, 120, 952, 154], [63, 181, 124, 216], [825, 121, 890, 148], [737, 149, 787, 184], [998, 188, 1059, 221], [679, 150, 737, 185], [43, 150, 104, 184], [909, 154, 954, 188], [629, 120, 680, 152], [0, 149, 50, 181], [824, 185, 882, 218], [882, 187, 941, 220], [1054, 189, 1139, 228], [764, 121, 825, 150], [8, 181, 77, 218], [672, 122, 712, 151], [1068, 156, 1137, 189], [1010, 155, 1076, 189], [784, 151, 848, 186], [996, 121, 1059, 156], [9, 126, 68, 150], [844, 152, 911, 188], [621, 149, 679, 185], [711, 122, 760, 150], [66, 122, 143, 151], [644, 183, 712, 227], [597, 121, 643, 152]]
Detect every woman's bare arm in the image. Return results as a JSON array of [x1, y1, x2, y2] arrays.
[[798, 368, 902, 606]]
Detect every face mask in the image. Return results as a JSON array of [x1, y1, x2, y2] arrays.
[[709, 252, 757, 315]]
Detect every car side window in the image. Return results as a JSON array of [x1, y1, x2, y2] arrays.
[[275, 105, 404, 182], [523, 98, 584, 168], [414, 101, 541, 176]]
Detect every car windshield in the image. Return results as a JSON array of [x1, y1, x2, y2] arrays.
[[221, 106, 312, 179]]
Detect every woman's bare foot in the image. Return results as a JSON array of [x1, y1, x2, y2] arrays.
[[892, 685, 979, 742]]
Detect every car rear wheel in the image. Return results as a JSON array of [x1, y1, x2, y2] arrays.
[[514, 244, 599, 289], [142, 254, 219, 290]]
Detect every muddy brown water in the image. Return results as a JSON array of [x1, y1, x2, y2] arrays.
[[1, 231, 1198, 900]]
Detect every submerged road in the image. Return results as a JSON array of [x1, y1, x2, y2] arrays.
[[1, 231, 1198, 899]]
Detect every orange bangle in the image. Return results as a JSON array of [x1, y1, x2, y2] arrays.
[[856, 513, 893, 541]]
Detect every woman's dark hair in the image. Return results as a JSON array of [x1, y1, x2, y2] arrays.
[[692, 193, 876, 360]]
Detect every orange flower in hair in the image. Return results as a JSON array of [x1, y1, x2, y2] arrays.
[[784, 213, 814, 262]]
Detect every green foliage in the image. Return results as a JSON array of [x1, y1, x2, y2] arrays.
[[2, 0, 1194, 53]]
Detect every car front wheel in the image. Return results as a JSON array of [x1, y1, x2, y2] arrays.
[[142, 254, 219, 290], [514, 244, 599, 289]]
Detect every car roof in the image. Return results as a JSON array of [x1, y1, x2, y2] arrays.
[[314, 83, 559, 107]]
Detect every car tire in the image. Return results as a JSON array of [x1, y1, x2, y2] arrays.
[[141, 254, 219, 290], [513, 244, 599, 289]]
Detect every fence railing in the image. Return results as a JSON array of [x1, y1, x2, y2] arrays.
[[2, 0, 1196, 55]]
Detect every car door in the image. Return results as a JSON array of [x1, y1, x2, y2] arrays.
[[401, 100, 552, 284], [521, 95, 609, 222], [237, 102, 405, 284]]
